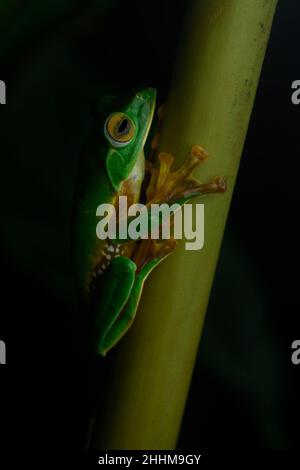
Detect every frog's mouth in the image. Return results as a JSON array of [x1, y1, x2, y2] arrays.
[[89, 145, 226, 292]]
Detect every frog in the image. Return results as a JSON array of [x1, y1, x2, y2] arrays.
[[74, 87, 226, 356]]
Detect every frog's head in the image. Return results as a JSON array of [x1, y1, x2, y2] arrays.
[[102, 88, 156, 191]]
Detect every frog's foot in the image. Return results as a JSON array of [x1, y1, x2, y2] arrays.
[[146, 145, 226, 205]]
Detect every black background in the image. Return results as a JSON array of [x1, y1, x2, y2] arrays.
[[0, 0, 299, 449]]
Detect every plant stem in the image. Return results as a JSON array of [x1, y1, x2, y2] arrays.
[[91, 0, 278, 450]]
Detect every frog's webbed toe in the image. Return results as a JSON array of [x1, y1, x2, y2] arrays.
[[146, 145, 226, 205], [134, 144, 226, 272]]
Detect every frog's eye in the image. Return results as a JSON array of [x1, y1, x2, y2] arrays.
[[104, 113, 136, 147]]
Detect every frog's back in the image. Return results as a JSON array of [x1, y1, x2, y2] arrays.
[[73, 134, 114, 298]]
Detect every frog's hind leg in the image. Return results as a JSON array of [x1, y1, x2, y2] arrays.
[[98, 238, 176, 356], [92, 255, 136, 356]]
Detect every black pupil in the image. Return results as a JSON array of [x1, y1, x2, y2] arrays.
[[117, 118, 130, 135]]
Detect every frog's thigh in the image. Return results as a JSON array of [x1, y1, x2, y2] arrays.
[[93, 256, 136, 350], [102, 257, 163, 347]]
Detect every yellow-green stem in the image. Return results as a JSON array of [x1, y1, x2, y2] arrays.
[[92, 0, 278, 450]]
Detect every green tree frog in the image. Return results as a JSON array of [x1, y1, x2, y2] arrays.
[[74, 88, 226, 356]]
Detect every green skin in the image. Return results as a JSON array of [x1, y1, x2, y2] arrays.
[[74, 87, 224, 356], [75, 88, 161, 356]]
